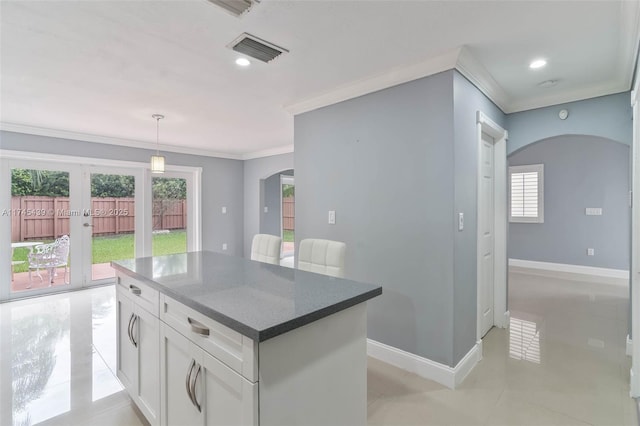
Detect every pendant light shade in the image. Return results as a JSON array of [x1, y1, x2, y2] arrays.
[[151, 114, 165, 174], [150, 154, 165, 173]]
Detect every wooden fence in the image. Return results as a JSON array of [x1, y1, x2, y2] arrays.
[[282, 196, 294, 231], [11, 196, 186, 242]]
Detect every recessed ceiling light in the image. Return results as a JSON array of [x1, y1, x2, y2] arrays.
[[235, 57, 251, 67], [529, 59, 547, 69]]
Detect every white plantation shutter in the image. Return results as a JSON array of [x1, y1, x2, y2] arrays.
[[509, 164, 544, 223]]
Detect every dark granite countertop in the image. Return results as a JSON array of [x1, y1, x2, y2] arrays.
[[111, 251, 382, 342]]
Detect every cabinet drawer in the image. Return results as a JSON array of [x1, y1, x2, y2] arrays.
[[117, 274, 159, 316], [160, 294, 257, 383]]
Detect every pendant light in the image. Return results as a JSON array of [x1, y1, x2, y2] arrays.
[[150, 114, 165, 174]]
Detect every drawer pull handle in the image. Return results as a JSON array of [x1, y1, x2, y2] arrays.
[[129, 285, 142, 296], [185, 359, 196, 407], [187, 317, 210, 336], [191, 363, 202, 413]]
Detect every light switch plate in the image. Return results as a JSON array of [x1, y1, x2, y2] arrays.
[[587, 248, 595, 256], [328, 210, 336, 225], [222, 206, 227, 214], [222, 243, 228, 251], [458, 212, 464, 231], [264, 206, 268, 213]]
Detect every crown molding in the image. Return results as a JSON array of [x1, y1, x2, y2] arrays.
[[241, 144, 294, 160], [506, 81, 629, 113], [0, 122, 244, 160], [284, 48, 461, 115], [455, 46, 511, 112], [620, 0, 640, 90]]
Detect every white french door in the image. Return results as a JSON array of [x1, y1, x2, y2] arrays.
[[81, 166, 145, 287], [1, 150, 202, 302], [1, 160, 83, 300]]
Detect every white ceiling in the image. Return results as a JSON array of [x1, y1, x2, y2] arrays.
[[1, 0, 638, 159]]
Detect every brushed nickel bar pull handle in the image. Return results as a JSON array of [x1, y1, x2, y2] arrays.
[[131, 315, 138, 348], [185, 359, 196, 407], [129, 285, 141, 296], [191, 363, 202, 413], [127, 313, 135, 346], [187, 317, 210, 337]]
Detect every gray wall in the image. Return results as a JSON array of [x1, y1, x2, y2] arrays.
[[243, 153, 294, 258], [295, 70, 504, 366], [0, 131, 244, 256], [452, 72, 506, 364], [261, 169, 293, 237], [506, 92, 632, 154], [508, 135, 630, 270]]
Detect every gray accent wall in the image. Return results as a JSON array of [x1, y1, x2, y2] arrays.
[[506, 92, 632, 155], [508, 135, 631, 270], [452, 72, 506, 364], [243, 153, 294, 258], [294, 70, 504, 367], [261, 169, 293, 237], [0, 131, 244, 256]]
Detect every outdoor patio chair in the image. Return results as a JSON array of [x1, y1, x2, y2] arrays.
[[250, 234, 282, 265], [28, 235, 70, 287], [297, 238, 346, 278]]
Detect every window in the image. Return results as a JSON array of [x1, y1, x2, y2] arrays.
[[509, 164, 544, 223]]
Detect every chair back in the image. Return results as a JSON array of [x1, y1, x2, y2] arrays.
[[250, 234, 282, 265], [297, 239, 346, 278], [53, 235, 70, 265]]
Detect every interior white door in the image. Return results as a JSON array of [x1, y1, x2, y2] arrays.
[[479, 132, 495, 337]]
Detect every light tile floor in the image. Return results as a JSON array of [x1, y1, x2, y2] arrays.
[[0, 271, 636, 425]]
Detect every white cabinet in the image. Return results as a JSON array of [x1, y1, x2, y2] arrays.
[[116, 279, 160, 426], [160, 323, 257, 426], [115, 271, 368, 426]]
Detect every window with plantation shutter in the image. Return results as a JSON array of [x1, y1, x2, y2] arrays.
[[509, 164, 544, 223]]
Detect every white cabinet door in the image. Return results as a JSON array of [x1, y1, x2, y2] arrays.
[[200, 348, 257, 426], [135, 304, 160, 426], [117, 290, 137, 392], [160, 323, 204, 426]]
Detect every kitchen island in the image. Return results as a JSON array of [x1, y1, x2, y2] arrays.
[[111, 251, 382, 426]]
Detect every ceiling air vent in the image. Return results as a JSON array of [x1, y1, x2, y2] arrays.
[[228, 33, 288, 63], [205, 0, 259, 17]]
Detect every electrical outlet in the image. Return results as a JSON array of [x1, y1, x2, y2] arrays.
[[585, 208, 602, 216], [328, 210, 336, 225], [222, 243, 227, 251], [264, 206, 268, 213], [222, 206, 227, 214], [587, 248, 595, 256]]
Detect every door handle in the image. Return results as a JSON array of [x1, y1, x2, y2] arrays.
[[190, 363, 202, 413], [185, 359, 197, 407], [187, 317, 210, 337], [83, 223, 93, 227], [129, 285, 142, 296]]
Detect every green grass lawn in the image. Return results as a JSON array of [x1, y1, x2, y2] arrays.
[[11, 231, 187, 273], [283, 230, 294, 242]]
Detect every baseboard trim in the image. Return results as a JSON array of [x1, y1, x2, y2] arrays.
[[509, 258, 629, 286], [628, 335, 633, 357], [366, 339, 480, 389]]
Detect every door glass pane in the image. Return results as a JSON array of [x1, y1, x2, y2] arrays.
[[90, 173, 135, 281], [152, 177, 187, 256], [10, 168, 71, 293]]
